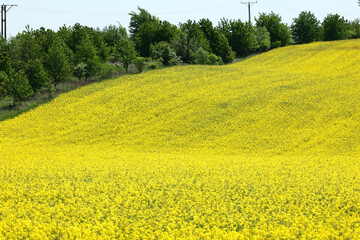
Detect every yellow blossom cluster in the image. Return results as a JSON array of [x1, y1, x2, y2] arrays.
[[1, 39, 360, 239]]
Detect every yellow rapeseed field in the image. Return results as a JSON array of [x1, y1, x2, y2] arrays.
[[1, 40, 360, 239]]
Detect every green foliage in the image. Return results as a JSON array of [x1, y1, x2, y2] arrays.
[[129, 7, 158, 39], [175, 20, 210, 63], [348, 19, 360, 39], [256, 12, 292, 48], [218, 18, 257, 57], [254, 27, 271, 52], [291, 11, 322, 44], [150, 41, 181, 66], [198, 19, 235, 64], [194, 47, 209, 64], [98, 63, 125, 79], [10, 30, 42, 69], [0, 39, 12, 74], [322, 14, 349, 41], [74, 63, 87, 80], [25, 59, 49, 92], [135, 20, 178, 57], [0, 71, 8, 98], [102, 24, 128, 60], [115, 38, 137, 71], [3, 70, 33, 104], [133, 57, 146, 73], [207, 53, 218, 65], [45, 40, 72, 85], [75, 37, 101, 80], [144, 60, 163, 70]]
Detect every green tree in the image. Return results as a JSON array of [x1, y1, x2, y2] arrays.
[[75, 37, 101, 80], [25, 59, 49, 92], [199, 18, 235, 63], [115, 38, 137, 72], [134, 57, 146, 73], [3, 70, 33, 105], [175, 20, 210, 63], [10, 30, 42, 69], [322, 14, 349, 41], [291, 11, 322, 44], [129, 7, 158, 39], [150, 41, 181, 66], [45, 40, 72, 86], [256, 12, 292, 48], [254, 27, 271, 52], [218, 18, 257, 57], [349, 19, 360, 39], [135, 20, 178, 57], [194, 47, 209, 64], [0, 71, 9, 98], [102, 24, 128, 60], [0, 38, 12, 74]]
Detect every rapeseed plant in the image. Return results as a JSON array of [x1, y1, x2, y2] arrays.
[[1, 39, 360, 239]]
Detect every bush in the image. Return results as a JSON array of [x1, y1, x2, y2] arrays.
[[207, 54, 218, 65], [322, 14, 349, 41], [150, 41, 181, 66], [194, 47, 209, 65], [144, 60, 163, 70]]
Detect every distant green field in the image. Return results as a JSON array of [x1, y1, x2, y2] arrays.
[[1, 40, 360, 239]]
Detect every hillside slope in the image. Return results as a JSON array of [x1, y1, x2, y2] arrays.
[[1, 40, 360, 239], [1, 40, 360, 155]]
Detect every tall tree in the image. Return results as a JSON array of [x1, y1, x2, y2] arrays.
[[291, 11, 322, 44], [199, 18, 235, 63], [322, 14, 349, 41], [25, 59, 49, 92], [3, 70, 33, 105], [256, 12, 292, 48], [135, 20, 178, 57], [75, 37, 100, 80], [45, 40, 72, 86], [129, 7, 158, 39], [218, 18, 257, 57], [114, 38, 137, 72]]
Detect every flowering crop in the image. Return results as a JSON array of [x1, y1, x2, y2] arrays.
[[1, 40, 360, 239]]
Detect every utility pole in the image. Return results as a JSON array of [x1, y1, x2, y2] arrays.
[[241, 1, 257, 23], [1, 3, 17, 39]]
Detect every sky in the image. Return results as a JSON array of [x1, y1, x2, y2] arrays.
[[3, 0, 360, 38]]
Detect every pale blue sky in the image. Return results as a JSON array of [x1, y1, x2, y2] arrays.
[[4, 0, 360, 37]]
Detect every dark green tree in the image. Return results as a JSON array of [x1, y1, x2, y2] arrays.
[[0, 38, 12, 74], [3, 70, 33, 105], [25, 59, 49, 92], [75, 37, 100, 80], [291, 11, 322, 44], [102, 24, 128, 60], [150, 41, 181, 66], [256, 12, 292, 48], [129, 7, 158, 39], [322, 14, 349, 41], [45, 40, 72, 86], [175, 20, 210, 63], [10, 30, 42, 69], [218, 18, 257, 57], [349, 19, 360, 39], [135, 20, 178, 57], [115, 38, 137, 72], [254, 27, 271, 52], [198, 18, 235, 63], [0, 71, 9, 98]]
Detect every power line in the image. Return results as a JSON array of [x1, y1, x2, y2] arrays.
[[241, 1, 257, 23], [1, 3, 17, 39]]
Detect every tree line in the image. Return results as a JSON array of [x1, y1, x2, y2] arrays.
[[1, 7, 359, 105]]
